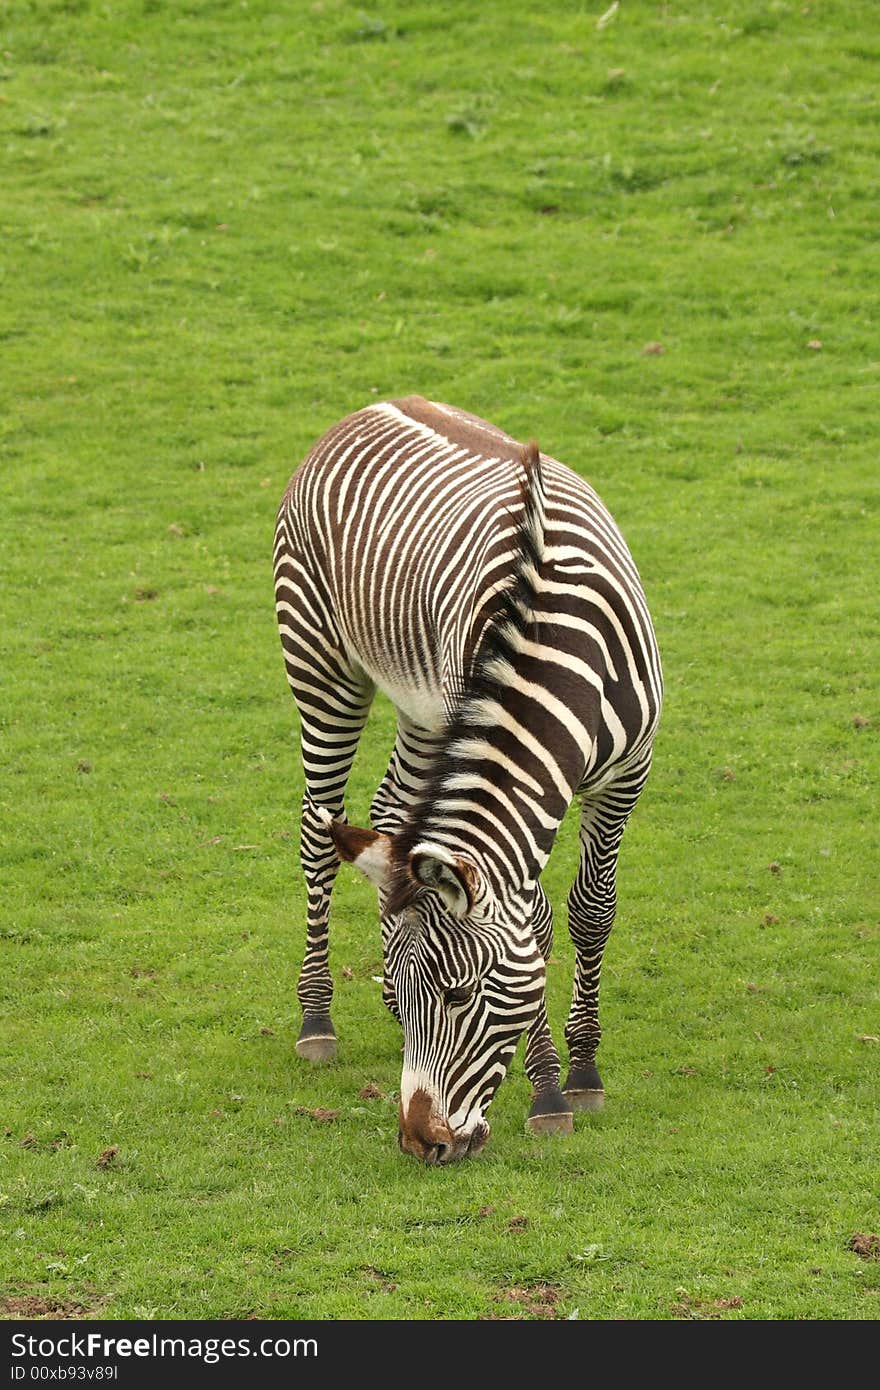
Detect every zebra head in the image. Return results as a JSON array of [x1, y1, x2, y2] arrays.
[[320, 812, 546, 1163]]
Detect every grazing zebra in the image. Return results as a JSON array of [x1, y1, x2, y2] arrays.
[[273, 396, 662, 1163]]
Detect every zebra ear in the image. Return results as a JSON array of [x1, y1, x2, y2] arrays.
[[317, 809, 393, 890], [410, 845, 481, 919]]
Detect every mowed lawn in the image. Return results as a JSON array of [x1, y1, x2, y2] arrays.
[[1, 0, 878, 1320]]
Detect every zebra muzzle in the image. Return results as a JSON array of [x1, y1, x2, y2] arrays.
[[398, 1090, 487, 1164]]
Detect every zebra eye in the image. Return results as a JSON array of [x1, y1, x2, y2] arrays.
[[443, 984, 475, 1006]]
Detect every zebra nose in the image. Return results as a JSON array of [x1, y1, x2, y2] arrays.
[[407, 1138, 454, 1165], [398, 1089, 455, 1163]]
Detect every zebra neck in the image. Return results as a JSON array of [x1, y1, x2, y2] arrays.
[[400, 679, 587, 895]]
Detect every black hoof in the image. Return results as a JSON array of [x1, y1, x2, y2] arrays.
[[295, 1014, 337, 1063]]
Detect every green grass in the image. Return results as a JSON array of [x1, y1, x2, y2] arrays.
[[2, 0, 878, 1321]]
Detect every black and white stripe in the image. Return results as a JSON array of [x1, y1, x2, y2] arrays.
[[274, 396, 662, 1160]]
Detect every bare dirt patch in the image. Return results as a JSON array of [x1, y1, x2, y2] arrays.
[[672, 1289, 744, 1319], [0, 1293, 109, 1320], [848, 1233, 880, 1261], [485, 1284, 564, 1319], [293, 1106, 340, 1123], [363, 1265, 398, 1293]]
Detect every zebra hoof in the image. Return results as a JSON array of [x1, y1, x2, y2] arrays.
[[296, 1016, 337, 1064], [527, 1110, 574, 1136], [562, 1065, 605, 1111], [563, 1088, 605, 1112], [527, 1088, 574, 1136], [295, 1036, 337, 1063]]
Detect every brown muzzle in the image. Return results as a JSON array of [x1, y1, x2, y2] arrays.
[[397, 1090, 490, 1163], [398, 1089, 457, 1164], [397, 1084, 453, 1162]]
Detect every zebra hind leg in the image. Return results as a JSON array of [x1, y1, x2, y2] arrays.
[[290, 675, 373, 1064], [525, 884, 573, 1136], [295, 790, 345, 1062], [563, 761, 651, 1109]]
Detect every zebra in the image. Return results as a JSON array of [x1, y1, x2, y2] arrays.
[[273, 395, 662, 1163]]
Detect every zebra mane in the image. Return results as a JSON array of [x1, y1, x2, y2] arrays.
[[387, 441, 545, 911], [466, 437, 544, 687]]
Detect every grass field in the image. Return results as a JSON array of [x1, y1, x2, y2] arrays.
[[1, 0, 878, 1321]]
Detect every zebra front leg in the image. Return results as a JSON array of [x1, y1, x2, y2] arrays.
[[378, 913, 401, 1026], [525, 885, 573, 1135], [371, 713, 442, 1030], [371, 767, 404, 1026]]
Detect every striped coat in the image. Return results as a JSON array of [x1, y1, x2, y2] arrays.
[[274, 396, 662, 1161]]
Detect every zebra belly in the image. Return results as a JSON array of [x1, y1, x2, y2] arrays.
[[344, 643, 447, 732]]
